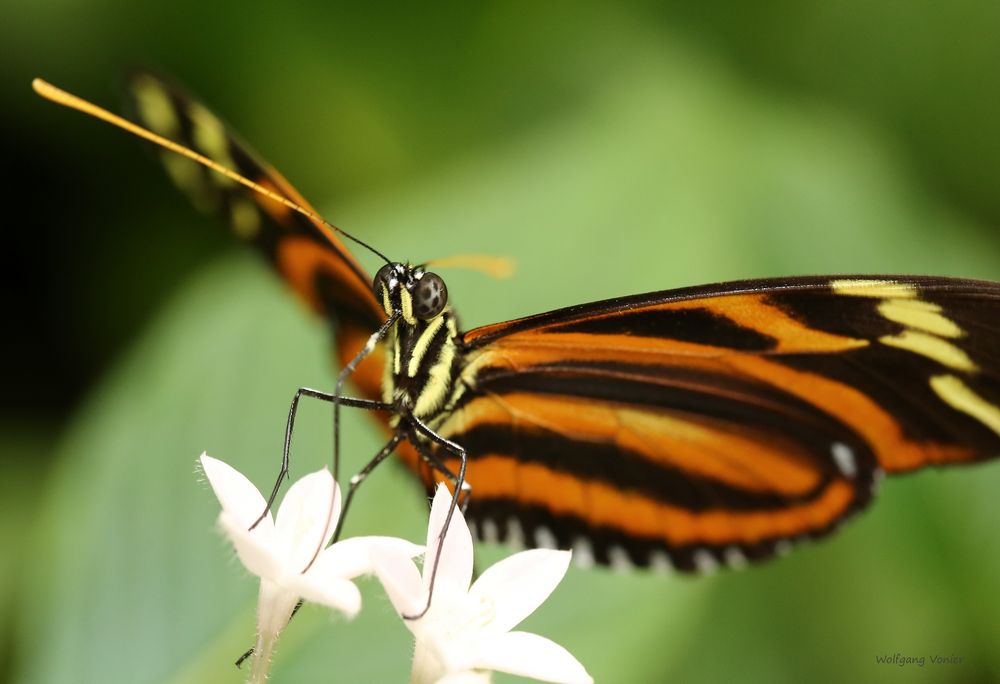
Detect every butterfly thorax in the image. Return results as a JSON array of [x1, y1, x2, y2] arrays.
[[382, 306, 463, 421], [373, 262, 464, 422]]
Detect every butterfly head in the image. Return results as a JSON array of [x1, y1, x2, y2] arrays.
[[373, 262, 449, 325]]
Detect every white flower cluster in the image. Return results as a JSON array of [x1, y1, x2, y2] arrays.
[[200, 454, 594, 684]]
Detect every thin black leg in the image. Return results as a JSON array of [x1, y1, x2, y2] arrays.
[[236, 313, 400, 668], [236, 427, 402, 668], [404, 414, 468, 620], [302, 430, 405, 569], [234, 646, 253, 669], [250, 388, 391, 530], [235, 596, 308, 667], [410, 434, 472, 512], [333, 312, 400, 483], [331, 431, 405, 543]]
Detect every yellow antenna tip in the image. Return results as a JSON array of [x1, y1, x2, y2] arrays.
[[33, 78, 58, 99], [425, 254, 517, 279]]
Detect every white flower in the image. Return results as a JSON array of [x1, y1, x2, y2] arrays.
[[199, 453, 423, 682], [373, 485, 594, 684]]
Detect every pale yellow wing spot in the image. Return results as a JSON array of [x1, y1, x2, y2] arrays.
[[230, 197, 261, 239], [33, 78, 341, 236], [880, 330, 978, 373], [835, 281, 980, 373], [187, 103, 238, 188], [931, 374, 1000, 438], [131, 76, 180, 137], [830, 279, 918, 299], [161, 153, 205, 200], [877, 298, 963, 338], [130, 79, 207, 203]]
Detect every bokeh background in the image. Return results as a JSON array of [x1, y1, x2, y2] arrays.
[[4, 2, 1000, 683]]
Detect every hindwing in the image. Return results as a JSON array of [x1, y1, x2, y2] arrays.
[[418, 276, 1000, 572]]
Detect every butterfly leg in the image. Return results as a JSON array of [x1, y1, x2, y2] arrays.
[[237, 408, 401, 668], [403, 414, 468, 620], [333, 312, 401, 482], [234, 593, 309, 667], [331, 431, 406, 542], [235, 646, 253, 669], [410, 437, 473, 513], [250, 389, 391, 530]]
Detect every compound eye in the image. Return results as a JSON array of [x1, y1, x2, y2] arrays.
[[373, 262, 397, 299], [413, 272, 448, 319]]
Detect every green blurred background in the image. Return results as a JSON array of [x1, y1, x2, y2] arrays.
[[4, 1, 1000, 683]]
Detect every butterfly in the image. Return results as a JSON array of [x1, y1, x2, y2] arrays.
[[36, 73, 1000, 578]]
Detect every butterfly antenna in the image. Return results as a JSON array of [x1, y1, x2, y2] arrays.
[[32, 78, 391, 266], [423, 254, 516, 279]]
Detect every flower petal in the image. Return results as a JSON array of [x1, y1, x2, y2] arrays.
[[219, 511, 282, 580], [474, 631, 593, 684], [434, 672, 492, 684], [274, 467, 341, 570], [424, 484, 473, 598], [313, 536, 424, 579], [469, 549, 571, 634], [289, 573, 362, 617], [199, 453, 273, 534], [371, 545, 424, 619]]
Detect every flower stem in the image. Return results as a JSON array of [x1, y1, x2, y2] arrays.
[[248, 633, 275, 684]]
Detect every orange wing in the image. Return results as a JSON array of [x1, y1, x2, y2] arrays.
[[422, 276, 1000, 572]]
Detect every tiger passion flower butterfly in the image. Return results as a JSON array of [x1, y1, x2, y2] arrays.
[[35, 75, 1000, 676]]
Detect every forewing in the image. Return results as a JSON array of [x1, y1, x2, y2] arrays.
[[123, 71, 386, 392], [428, 276, 1000, 572]]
